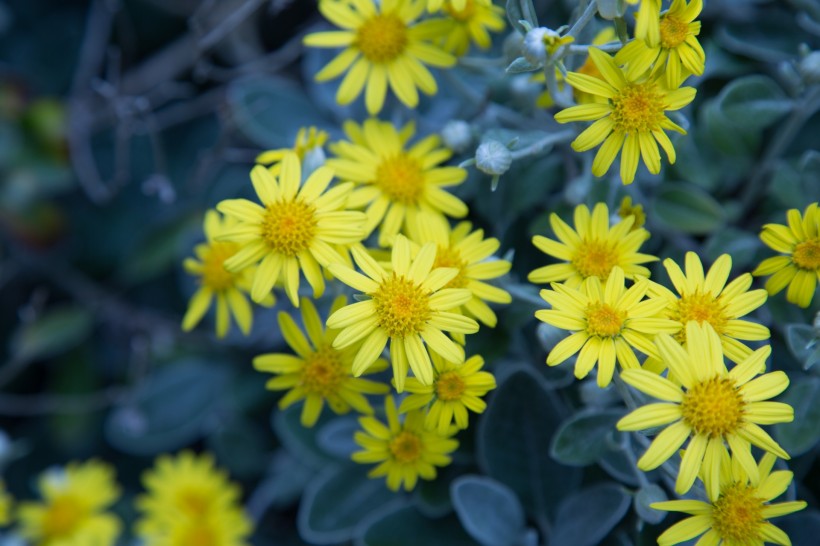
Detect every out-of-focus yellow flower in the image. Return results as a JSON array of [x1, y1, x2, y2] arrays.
[[17, 460, 121, 546]]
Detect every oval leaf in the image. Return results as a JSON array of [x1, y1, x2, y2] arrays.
[[105, 359, 228, 455], [654, 184, 725, 235], [356, 505, 475, 546], [550, 483, 630, 546], [634, 484, 667, 525], [451, 475, 526, 546], [717, 75, 793, 130], [774, 376, 820, 456], [12, 305, 93, 362], [299, 465, 397, 545], [477, 367, 581, 515], [550, 409, 625, 466]]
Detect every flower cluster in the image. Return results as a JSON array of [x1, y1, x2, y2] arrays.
[[171, 1, 817, 542], [181, 113, 510, 492], [530, 201, 809, 545], [7, 454, 251, 546]]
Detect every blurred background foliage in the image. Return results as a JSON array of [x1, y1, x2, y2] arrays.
[[0, 0, 819, 544]]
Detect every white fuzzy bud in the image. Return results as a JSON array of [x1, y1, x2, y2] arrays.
[[596, 0, 627, 20], [799, 51, 820, 84], [441, 120, 472, 153], [523, 27, 550, 65], [475, 140, 513, 176]]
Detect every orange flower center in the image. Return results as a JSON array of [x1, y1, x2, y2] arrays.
[[434, 246, 468, 288], [261, 200, 317, 256], [179, 523, 217, 546], [586, 303, 626, 337], [680, 376, 745, 437], [356, 14, 408, 63], [444, 0, 476, 22], [660, 15, 690, 49], [673, 292, 728, 343], [389, 430, 423, 463], [571, 240, 619, 279], [177, 488, 210, 518], [610, 82, 666, 134], [711, 483, 765, 543], [42, 496, 84, 538], [372, 274, 431, 338], [301, 345, 346, 397], [435, 371, 466, 401], [201, 242, 239, 290], [792, 239, 820, 271], [376, 154, 425, 205]]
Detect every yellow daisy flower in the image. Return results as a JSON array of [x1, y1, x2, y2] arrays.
[[407, 212, 512, 333], [216, 151, 367, 306], [0, 481, 11, 527], [554, 48, 697, 184], [536, 27, 617, 108], [616, 0, 705, 88], [255, 126, 329, 173], [436, 0, 506, 57], [326, 119, 468, 247], [528, 202, 658, 288], [616, 195, 646, 230], [352, 395, 458, 491], [753, 202, 820, 308], [399, 354, 496, 433], [304, 0, 457, 115], [253, 296, 390, 427], [628, 0, 662, 47], [536, 266, 680, 387], [617, 322, 793, 499], [652, 452, 806, 545], [326, 235, 479, 392], [651, 252, 770, 365], [17, 460, 121, 546], [182, 210, 269, 338], [136, 451, 252, 546]]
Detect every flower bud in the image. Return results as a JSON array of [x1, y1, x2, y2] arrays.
[[523, 27, 550, 65], [799, 51, 820, 84], [475, 140, 513, 176], [441, 120, 472, 153]]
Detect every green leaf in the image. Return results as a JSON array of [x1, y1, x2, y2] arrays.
[[774, 376, 820, 456], [550, 409, 625, 466], [506, 0, 538, 35], [785, 324, 819, 370], [451, 475, 527, 546], [207, 417, 271, 479], [12, 305, 93, 362], [105, 359, 228, 455], [699, 100, 760, 157], [273, 405, 337, 468], [298, 465, 397, 545], [227, 76, 327, 148], [315, 416, 360, 460], [120, 212, 200, 285], [477, 368, 581, 516], [702, 228, 761, 271], [506, 56, 539, 74], [634, 484, 667, 525], [254, 449, 316, 511], [717, 75, 793, 130], [653, 184, 726, 235], [550, 483, 630, 546], [356, 506, 476, 546]]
